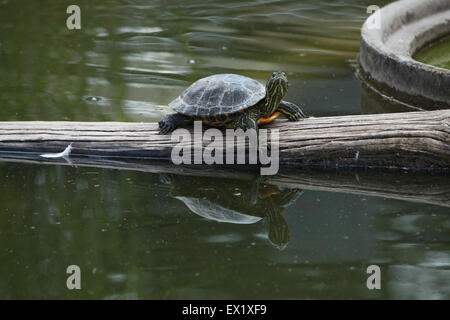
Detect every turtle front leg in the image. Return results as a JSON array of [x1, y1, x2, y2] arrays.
[[229, 109, 259, 131], [158, 113, 193, 134], [278, 101, 305, 121], [230, 111, 275, 151]]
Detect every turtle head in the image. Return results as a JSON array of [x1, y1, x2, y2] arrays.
[[263, 71, 288, 116]]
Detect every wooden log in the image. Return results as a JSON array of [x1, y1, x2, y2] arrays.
[[0, 110, 449, 169]]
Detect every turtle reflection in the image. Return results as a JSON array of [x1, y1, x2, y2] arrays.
[[162, 174, 303, 249]]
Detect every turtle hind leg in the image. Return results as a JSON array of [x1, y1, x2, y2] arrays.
[[158, 113, 193, 134], [278, 101, 305, 121]]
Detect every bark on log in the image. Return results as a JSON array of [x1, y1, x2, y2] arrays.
[[0, 110, 449, 169]]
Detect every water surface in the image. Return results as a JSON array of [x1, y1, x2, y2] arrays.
[[415, 36, 450, 70]]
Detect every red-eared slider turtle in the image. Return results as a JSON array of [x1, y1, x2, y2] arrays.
[[159, 72, 305, 133]]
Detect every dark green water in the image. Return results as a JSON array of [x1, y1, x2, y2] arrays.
[[415, 36, 450, 70], [1, 0, 449, 299]]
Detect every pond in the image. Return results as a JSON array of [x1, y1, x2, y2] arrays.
[[0, 0, 449, 299]]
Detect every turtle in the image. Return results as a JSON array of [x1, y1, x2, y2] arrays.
[[158, 72, 305, 134]]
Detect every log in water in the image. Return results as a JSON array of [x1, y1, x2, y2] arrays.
[[0, 110, 449, 169]]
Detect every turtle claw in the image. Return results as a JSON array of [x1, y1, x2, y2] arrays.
[[159, 127, 171, 135], [158, 119, 175, 135], [279, 101, 306, 121], [287, 111, 304, 121], [158, 114, 193, 134], [158, 127, 170, 135]]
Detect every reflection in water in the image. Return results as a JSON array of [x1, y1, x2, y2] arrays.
[[162, 174, 303, 249], [358, 71, 424, 114], [0, 162, 449, 299]]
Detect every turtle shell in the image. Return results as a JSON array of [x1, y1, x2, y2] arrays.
[[169, 74, 265, 116]]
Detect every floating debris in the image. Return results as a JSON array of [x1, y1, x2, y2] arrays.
[[40, 143, 73, 158]]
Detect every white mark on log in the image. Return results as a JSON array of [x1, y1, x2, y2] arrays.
[[40, 143, 73, 158], [355, 151, 360, 161]]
